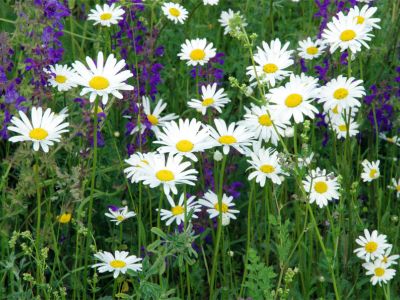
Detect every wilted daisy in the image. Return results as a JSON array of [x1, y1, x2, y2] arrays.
[[246, 39, 294, 87], [161, 2, 188, 24], [361, 159, 380, 182], [8, 107, 69, 152], [389, 178, 400, 198], [354, 229, 390, 261], [154, 119, 215, 161], [218, 9, 247, 35], [266, 73, 319, 123], [362, 260, 396, 286], [188, 83, 231, 115], [319, 75, 365, 111], [105, 206, 136, 225], [203, 0, 219, 5], [124, 152, 153, 183], [332, 116, 359, 139], [348, 5, 380, 30], [240, 104, 288, 145], [198, 190, 239, 223], [322, 12, 373, 54], [378, 133, 400, 146], [73, 52, 133, 105], [247, 145, 287, 186], [303, 168, 340, 208], [178, 38, 216, 66], [136, 153, 198, 195], [297, 38, 326, 60], [157, 193, 201, 226], [45, 64, 78, 92], [378, 246, 399, 267], [92, 251, 142, 278], [207, 119, 254, 155], [87, 3, 125, 27]]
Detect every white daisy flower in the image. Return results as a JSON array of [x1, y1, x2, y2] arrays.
[[207, 119, 254, 155], [124, 152, 153, 183], [246, 39, 294, 87], [218, 9, 247, 35], [389, 178, 400, 198], [136, 153, 198, 196], [348, 5, 381, 30], [198, 190, 239, 224], [92, 250, 142, 278], [87, 3, 125, 27], [297, 37, 326, 60], [157, 193, 201, 226], [361, 159, 380, 182], [324, 104, 357, 125], [130, 97, 178, 136], [378, 133, 400, 147], [266, 73, 319, 123], [378, 246, 399, 267], [188, 83, 231, 115], [354, 229, 390, 261], [203, 0, 219, 5], [8, 107, 69, 152], [332, 116, 359, 139], [154, 118, 215, 162], [72, 52, 133, 105], [178, 38, 216, 66], [362, 260, 396, 286], [247, 145, 287, 186], [322, 12, 373, 54], [240, 103, 288, 145], [319, 75, 365, 111], [105, 206, 136, 225], [303, 167, 340, 208], [45, 64, 78, 92], [161, 2, 188, 24]]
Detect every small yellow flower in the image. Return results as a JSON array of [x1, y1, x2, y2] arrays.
[[58, 213, 72, 224]]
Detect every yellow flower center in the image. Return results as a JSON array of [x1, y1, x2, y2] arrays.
[[285, 93, 303, 108], [55, 75, 67, 83], [29, 128, 49, 140], [356, 16, 365, 24], [332, 105, 339, 114], [258, 114, 272, 126], [382, 256, 388, 264], [147, 114, 159, 125], [100, 13, 112, 21], [333, 88, 349, 100], [218, 135, 237, 145], [176, 140, 194, 152], [58, 213, 72, 224], [214, 202, 229, 213], [340, 29, 356, 41], [386, 137, 394, 143], [314, 181, 328, 194], [156, 169, 175, 182], [169, 7, 181, 17], [338, 124, 347, 132], [263, 63, 278, 74], [89, 76, 109, 90], [306, 46, 318, 55], [202, 98, 214, 106], [374, 267, 385, 277], [260, 164, 275, 174], [369, 169, 378, 178], [110, 260, 127, 268], [190, 49, 206, 61], [365, 241, 378, 253], [171, 205, 184, 216], [116, 216, 124, 221], [396, 185, 400, 192]]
